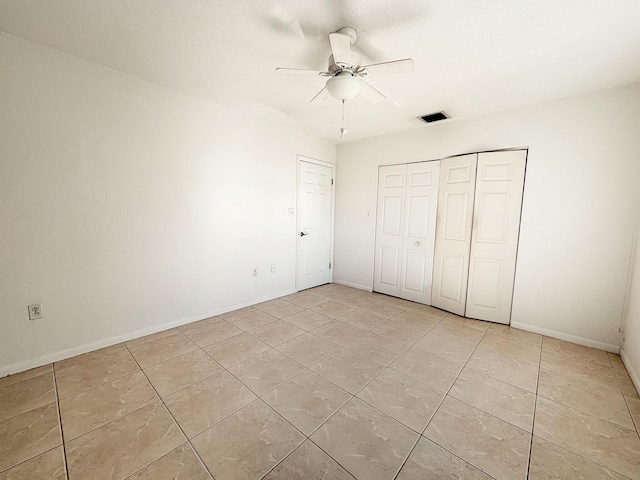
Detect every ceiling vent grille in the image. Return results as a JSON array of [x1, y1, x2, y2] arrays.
[[419, 112, 449, 123]]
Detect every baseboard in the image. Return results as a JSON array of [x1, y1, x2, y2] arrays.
[[510, 322, 621, 353], [332, 280, 373, 292], [620, 348, 640, 395], [0, 288, 297, 378]]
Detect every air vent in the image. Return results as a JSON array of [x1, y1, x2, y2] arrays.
[[419, 112, 449, 123]]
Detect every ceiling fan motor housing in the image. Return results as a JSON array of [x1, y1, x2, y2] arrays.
[[328, 52, 362, 75]]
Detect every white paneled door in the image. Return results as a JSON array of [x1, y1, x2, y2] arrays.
[[466, 150, 526, 324], [297, 159, 333, 290], [374, 165, 406, 298], [401, 162, 441, 303], [374, 161, 440, 304], [431, 154, 478, 315]]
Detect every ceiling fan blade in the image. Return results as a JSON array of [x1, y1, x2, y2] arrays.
[[310, 87, 330, 104], [360, 58, 415, 77], [359, 81, 386, 104], [329, 32, 351, 65], [276, 67, 330, 76]]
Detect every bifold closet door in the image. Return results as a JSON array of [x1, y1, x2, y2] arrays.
[[374, 165, 406, 298], [465, 150, 526, 324], [431, 154, 477, 315], [400, 162, 440, 303], [374, 162, 440, 304]]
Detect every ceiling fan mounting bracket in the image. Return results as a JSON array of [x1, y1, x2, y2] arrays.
[[335, 27, 357, 44]]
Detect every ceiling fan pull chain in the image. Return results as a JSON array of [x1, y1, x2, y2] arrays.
[[340, 99, 348, 139]]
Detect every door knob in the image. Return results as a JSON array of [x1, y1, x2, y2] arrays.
[[300, 232, 309, 237], [415, 241, 420, 246]]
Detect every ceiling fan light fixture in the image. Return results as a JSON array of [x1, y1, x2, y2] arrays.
[[326, 73, 361, 101]]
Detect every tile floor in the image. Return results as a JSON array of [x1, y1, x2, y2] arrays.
[[1, 283, 640, 479]]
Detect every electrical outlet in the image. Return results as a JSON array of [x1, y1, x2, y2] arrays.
[[271, 264, 276, 273], [28, 303, 43, 320], [252, 267, 258, 277], [288, 208, 295, 217]]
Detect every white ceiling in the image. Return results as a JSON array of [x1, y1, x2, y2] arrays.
[[1, 0, 640, 144]]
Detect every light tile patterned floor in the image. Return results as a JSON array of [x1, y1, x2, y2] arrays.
[[1, 283, 640, 479]]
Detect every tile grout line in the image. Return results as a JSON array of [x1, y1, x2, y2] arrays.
[[51, 364, 71, 480], [249, 296, 426, 479], [180, 328, 337, 455], [239, 310, 365, 480], [299, 309, 459, 480], [524, 332, 544, 479], [55, 353, 163, 445], [0, 366, 51, 389], [0, 368, 68, 476], [0, 376, 59, 426], [370, 310, 454, 478], [623, 394, 640, 437], [120, 341, 216, 480], [391, 322, 497, 480], [615, 366, 640, 440], [530, 340, 637, 480], [55, 349, 228, 444], [533, 385, 637, 432], [213, 301, 359, 479]]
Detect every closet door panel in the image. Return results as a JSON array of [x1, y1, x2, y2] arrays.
[[431, 154, 477, 315], [440, 253, 466, 302], [400, 161, 440, 303], [466, 151, 526, 324], [374, 165, 407, 297]]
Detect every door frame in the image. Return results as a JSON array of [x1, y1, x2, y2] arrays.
[[295, 155, 336, 291]]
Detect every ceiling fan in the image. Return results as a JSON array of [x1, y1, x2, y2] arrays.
[[276, 27, 415, 104]]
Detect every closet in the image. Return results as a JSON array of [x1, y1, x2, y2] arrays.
[[374, 149, 526, 324]]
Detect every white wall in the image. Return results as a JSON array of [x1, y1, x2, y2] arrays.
[[622, 231, 640, 392], [335, 83, 640, 351], [0, 33, 335, 375]]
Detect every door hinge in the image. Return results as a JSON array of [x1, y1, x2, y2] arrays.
[[329, 262, 332, 269], [331, 178, 334, 185]]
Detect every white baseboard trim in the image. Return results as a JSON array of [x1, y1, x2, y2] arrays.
[[332, 280, 372, 292], [620, 348, 640, 395], [510, 322, 621, 353], [0, 288, 297, 378]]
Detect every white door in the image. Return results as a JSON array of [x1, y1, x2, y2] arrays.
[[297, 159, 333, 290], [400, 162, 440, 303], [431, 154, 478, 315], [466, 150, 526, 323], [374, 162, 439, 304], [374, 164, 406, 298]]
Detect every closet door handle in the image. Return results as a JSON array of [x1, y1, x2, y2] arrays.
[[415, 241, 420, 246], [300, 232, 309, 237]]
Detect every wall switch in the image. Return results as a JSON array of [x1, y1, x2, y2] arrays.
[[252, 267, 258, 277], [28, 303, 43, 320], [271, 264, 276, 273]]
